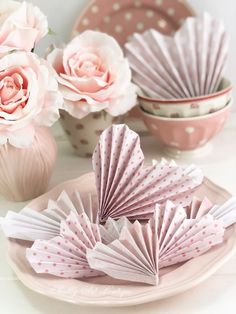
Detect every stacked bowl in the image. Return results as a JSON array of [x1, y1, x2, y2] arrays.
[[125, 13, 232, 155]]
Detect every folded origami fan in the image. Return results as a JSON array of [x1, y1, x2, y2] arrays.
[[186, 196, 236, 228], [93, 124, 203, 222], [126, 12, 228, 98], [87, 202, 224, 285], [156, 202, 225, 268], [100, 217, 132, 244], [185, 196, 213, 219], [0, 190, 98, 241], [26, 212, 102, 278], [87, 218, 159, 285]]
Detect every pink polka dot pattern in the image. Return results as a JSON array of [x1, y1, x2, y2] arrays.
[[92, 124, 203, 222], [73, 0, 194, 48], [26, 212, 102, 279], [156, 204, 225, 268], [87, 202, 225, 285], [87, 212, 160, 285]]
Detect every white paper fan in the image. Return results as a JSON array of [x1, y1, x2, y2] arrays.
[[26, 212, 102, 278], [125, 12, 228, 98], [125, 37, 181, 99], [186, 196, 236, 228], [87, 219, 159, 285], [100, 217, 132, 244], [0, 190, 98, 241], [93, 124, 203, 222]]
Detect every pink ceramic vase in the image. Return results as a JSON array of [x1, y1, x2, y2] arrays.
[[0, 128, 57, 202]]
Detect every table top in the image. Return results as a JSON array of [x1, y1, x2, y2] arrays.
[[1, 116, 236, 314]]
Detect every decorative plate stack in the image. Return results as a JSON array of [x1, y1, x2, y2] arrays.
[[125, 13, 232, 154]]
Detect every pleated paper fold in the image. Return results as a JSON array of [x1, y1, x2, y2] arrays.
[[156, 202, 225, 268], [125, 12, 228, 98], [100, 217, 132, 244], [93, 124, 203, 222], [87, 202, 225, 285], [0, 190, 98, 241], [87, 218, 159, 285], [186, 196, 236, 228], [26, 212, 102, 278]]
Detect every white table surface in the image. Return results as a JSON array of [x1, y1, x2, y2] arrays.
[[1, 115, 236, 314]]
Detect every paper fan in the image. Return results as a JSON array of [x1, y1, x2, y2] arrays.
[[125, 12, 228, 98], [100, 217, 132, 244], [26, 212, 102, 278], [87, 219, 159, 285], [155, 201, 225, 268], [87, 202, 225, 285], [185, 196, 213, 219], [186, 196, 236, 228], [0, 190, 98, 241], [93, 124, 203, 222]]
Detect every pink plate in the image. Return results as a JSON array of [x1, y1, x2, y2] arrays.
[[72, 0, 195, 46], [7, 173, 236, 307]]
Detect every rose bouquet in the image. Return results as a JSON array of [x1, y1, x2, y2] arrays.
[[0, 1, 62, 201], [48, 30, 137, 157]]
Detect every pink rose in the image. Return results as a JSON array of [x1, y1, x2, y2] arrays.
[[47, 30, 137, 118], [0, 1, 48, 56], [0, 51, 63, 148]]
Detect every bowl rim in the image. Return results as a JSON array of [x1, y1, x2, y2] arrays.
[[139, 100, 232, 122], [138, 78, 232, 104]]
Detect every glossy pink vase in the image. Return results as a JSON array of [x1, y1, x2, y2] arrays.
[[0, 128, 57, 202]]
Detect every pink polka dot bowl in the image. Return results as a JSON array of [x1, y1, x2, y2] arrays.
[[139, 78, 232, 118], [139, 101, 231, 155], [59, 111, 123, 158]]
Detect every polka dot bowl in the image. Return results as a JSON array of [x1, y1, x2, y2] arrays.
[[139, 78, 232, 118], [139, 101, 232, 152]]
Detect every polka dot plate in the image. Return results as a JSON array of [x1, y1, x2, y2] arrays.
[[72, 0, 195, 46], [7, 173, 236, 306]]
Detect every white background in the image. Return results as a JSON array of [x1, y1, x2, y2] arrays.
[[20, 0, 236, 105]]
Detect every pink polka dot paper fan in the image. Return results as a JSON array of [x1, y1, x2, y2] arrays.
[[156, 202, 225, 268], [185, 196, 213, 219], [72, 0, 195, 47], [26, 212, 103, 279], [87, 202, 225, 285], [92, 124, 204, 223], [186, 196, 236, 228], [0, 190, 98, 242], [87, 215, 160, 285]]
